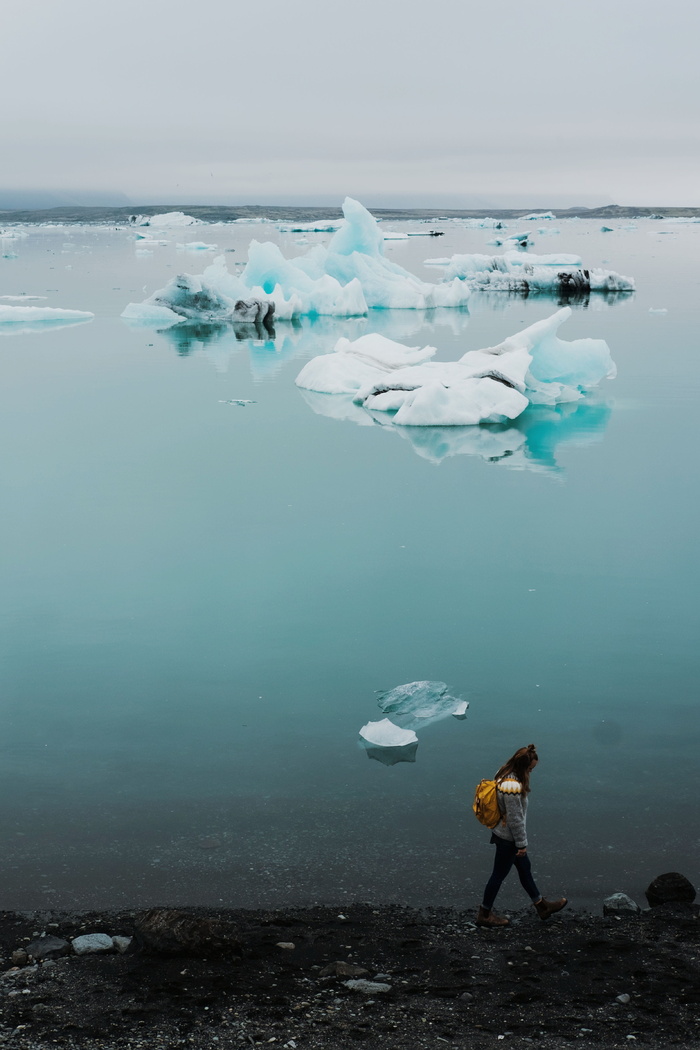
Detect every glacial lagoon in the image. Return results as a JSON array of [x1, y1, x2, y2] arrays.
[[0, 215, 698, 911]]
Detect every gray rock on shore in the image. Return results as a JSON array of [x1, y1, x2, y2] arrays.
[[603, 893, 641, 916], [24, 935, 71, 960]]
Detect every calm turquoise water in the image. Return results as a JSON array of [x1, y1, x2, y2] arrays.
[[0, 219, 698, 911]]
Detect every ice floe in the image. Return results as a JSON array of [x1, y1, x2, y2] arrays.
[[0, 305, 94, 325], [176, 241, 218, 252], [359, 719, 418, 747], [131, 211, 203, 227], [276, 219, 343, 233], [424, 249, 634, 296], [297, 307, 615, 428], [376, 681, 468, 731], [358, 681, 468, 765]]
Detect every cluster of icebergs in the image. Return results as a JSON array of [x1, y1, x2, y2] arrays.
[[121, 197, 472, 324], [359, 681, 468, 765], [296, 306, 615, 429], [121, 197, 635, 327], [424, 250, 634, 296]]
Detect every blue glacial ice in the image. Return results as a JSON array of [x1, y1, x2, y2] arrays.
[[121, 198, 472, 324], [423, 250, 634, 295], [296, 306, 615, 426], [376, 681, 468, 730]]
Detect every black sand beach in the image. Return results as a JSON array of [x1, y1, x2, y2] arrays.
[[0, 901, 697, 1050]]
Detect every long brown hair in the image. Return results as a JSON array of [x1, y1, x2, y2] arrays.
[[495, 744, 538, 794]]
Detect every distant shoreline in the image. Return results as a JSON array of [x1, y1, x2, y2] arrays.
[[2, 203, 700, 224]]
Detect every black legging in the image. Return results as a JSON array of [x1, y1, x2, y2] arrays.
[[482, 833, 541, 910]]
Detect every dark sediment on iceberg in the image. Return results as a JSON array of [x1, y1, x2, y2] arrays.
[[0, 901, 698, 1050]]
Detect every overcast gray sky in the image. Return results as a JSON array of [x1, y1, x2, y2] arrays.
[[3, 0, 698, 206]]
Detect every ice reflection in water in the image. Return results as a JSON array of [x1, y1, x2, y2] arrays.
[[301, 390, 612, 474]]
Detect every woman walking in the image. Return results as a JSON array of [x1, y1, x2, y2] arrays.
[[477, 744, 567, 927]]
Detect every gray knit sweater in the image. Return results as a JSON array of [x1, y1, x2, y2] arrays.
[[491, 776, 529, 849]]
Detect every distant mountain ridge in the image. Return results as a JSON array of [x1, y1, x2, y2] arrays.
[[1, 203, 699, 224]]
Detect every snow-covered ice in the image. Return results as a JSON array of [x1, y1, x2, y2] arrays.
[[359, 719, 418, 747], [296, 307, 615, 427], [424, 249, 634, 295], [133, 212, 202, 227], [0, 305, 94, 325]]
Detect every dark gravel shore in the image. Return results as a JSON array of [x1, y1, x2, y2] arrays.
[[0, 901, 698, 1050]]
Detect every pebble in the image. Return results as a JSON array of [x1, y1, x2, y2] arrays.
[[617, 993, 631, 1004], [276, 942, 295, 951], [72, 934, 115, 955], [112, 936, 132, 954]]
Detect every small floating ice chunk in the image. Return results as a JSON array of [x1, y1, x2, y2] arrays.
[[0, 305, 94, 324], [452, 701, 469, 719], [520, 212, 556, 220], [359, 718, 418, 747], [0, 294, 47, 301], [648, 307, 668, 314], [177, 241, 218, 251]]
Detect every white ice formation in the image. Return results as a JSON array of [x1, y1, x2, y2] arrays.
[[176, 241, 218, 252], [424, 249, 634, 295], [121, 198, 472, 324], [131, 212, 202, 227], [0, 305, 94, 326], [376, 681, 468, 730], [276, 219, 343, 233], [296, 307, 615, 426], [359, 719, 418, 747]]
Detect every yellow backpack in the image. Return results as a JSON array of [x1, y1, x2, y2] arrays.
[[472, 778, 502, 828]]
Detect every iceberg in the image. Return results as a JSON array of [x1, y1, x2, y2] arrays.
[[376, 681, 468, 730], [359, 719, 418, 747], [132, 211, 202, 227], [121, 273, 276, 328], [425, 249, 634, 296], [296, 307, 616, 427], [122, 198, 471, 323]]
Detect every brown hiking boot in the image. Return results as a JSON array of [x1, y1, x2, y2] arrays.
[[476, 906, 509, 927], [533, 897, 568, 921]]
